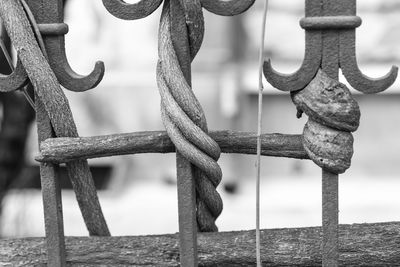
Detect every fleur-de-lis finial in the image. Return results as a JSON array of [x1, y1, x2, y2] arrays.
[[263, 0, 398, 93], [263, 1, 398, 266]]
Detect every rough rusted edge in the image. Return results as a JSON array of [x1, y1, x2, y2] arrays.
[[200, 0, 255, 16], [1, 222, 400, 266], [0, 34, 29, 92], [300, 16, 361, 30], [320, 0, 341, 265], [36, 131, 308, 163], [38, 23, 69, 35], [0, 59, 29, 92], [339, 30, 398, 94], [0, 0, 110, 236], [102, 0, 163, 20], [36, 95, 66, 267], [322, 169, 339, 267], [26, 0, 104, 92], [161, 0, 200, 264], [338, 0, 397, 94], [263, 0, 322, 91]]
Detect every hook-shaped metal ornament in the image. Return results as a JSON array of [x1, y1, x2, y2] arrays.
[[263, 32, 322, 92], [0, 24, 29, 92], [263, 0, 322, 91], [102, 0, 163, 20], [0, 59, 29, 92], [339, 30, 398, 94], [25, 0, 104, 92], [336, 0, 398, 94], [200, 0, 255, 16], [264, 0, 398, 94]]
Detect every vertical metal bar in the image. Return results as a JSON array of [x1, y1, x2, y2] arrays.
[[322, 170, 339, 267], [36, 96, 66, 267], [321, 1, 340, 266], [176, 155, 198, 266], [1, 9, 65, 264], [171, 1, 198, 265]]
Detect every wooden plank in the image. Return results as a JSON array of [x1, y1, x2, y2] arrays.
[[1, 222, 399, 266], [36, 131, 307, 163]]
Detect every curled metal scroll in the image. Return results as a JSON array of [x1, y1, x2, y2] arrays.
[[263, 31, 322, 91], [102, 0, 163, 20], [263, 0, 398, 93], [102, 0, 254, 20], [339, 31, 398, 94], [43, 32, 105, 92], [0, 24, 29, 92], [201, 0, 255, 16], [263, 0, 322, 91], [24, 0, 104, 92], [0, 59, 29, 92]]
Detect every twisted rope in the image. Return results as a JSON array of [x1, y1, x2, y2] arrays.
[[157, 0, 222, 232]]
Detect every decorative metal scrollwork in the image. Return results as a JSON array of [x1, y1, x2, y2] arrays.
[[263, 0, 398, 93], [0, 0, 105, 93]]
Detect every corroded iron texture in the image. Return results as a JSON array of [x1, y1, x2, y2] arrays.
[[103, 0, 255, 265], [263, 0, 398, 266]]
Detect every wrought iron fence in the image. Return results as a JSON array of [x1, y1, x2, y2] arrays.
[[0, 0, 398, 266]]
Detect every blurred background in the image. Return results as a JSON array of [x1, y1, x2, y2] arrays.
[[1, 0, 400, 237]]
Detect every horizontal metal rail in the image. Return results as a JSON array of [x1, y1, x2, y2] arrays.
[[36, 130, 308, 163]]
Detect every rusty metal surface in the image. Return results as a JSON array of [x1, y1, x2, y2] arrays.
[[0, 0, 104, 93], [103, 0, 255, 265], [0, 33, 29, 92], [36, 96, 66, 267], [1, 0, 396, 266], [24, 0, 104, 92], [0, 2, 111, 264], [0, 31, 34, 107], [264, 0, 398, 93], [263, 0, 398, 266], [102, 0, 163, 20], [0, 58, 29, 92]]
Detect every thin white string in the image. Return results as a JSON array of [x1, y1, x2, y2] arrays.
[[256, 0, 269, 266]]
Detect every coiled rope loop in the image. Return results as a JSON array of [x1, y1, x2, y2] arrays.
[[157, 0, 222, 232]]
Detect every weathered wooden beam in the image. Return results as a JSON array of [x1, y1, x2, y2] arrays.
[[36, 131, 308, 163], [1, 222, 399, 266]]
